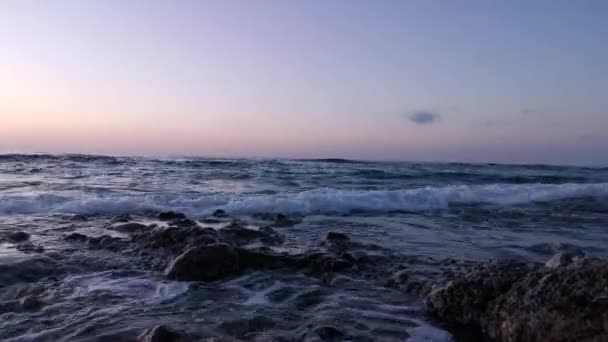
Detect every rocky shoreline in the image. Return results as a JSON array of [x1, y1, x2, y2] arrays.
[[1, 211, 607, 341]]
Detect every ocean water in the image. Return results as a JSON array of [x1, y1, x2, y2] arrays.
[[1, 154, 608, 341]]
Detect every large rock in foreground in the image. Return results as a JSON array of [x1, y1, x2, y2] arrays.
[[425, 256, 608, 342], [485, 258, 608, 342], [165, 243, 240, 281]]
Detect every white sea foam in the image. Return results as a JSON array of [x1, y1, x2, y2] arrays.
[[0, 182, 607, 216]]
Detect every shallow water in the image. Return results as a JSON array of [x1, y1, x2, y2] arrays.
[[1, 154, 608, 341]]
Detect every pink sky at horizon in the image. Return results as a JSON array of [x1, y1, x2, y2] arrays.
[[1, 1, 607, 165]]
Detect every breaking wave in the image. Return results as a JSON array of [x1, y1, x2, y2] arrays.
[[1, 182, 607, 216]]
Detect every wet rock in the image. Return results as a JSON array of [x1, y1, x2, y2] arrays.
[[485, 257, 608, 342], [65, 232, 89, 242], [426, 257, 608, 341], [165, 243, 240, 281], [158, 211, 187, 221], [425, 261, 530, 327], [212, 209, 229, 218], [7, 231, 30, 243], [111, 222, 149, 234], [138, 325, 183, 342]]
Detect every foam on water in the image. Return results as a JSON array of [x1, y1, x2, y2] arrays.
[[0, 182, 607, 216]]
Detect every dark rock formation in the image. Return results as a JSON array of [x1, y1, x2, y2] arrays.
[[485, 257, 608, 342], [165, 243, 240, 281], [425, 256, 608, 342], [425, 261, 530, 327]]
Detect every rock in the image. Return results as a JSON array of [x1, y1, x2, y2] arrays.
[[88, 235, 126, 251], [133, 226, 222, 253], [19, 295, 43, 311], [323, 232, 350, 251], [426, 257, 608, 342], [485, 257, 608, 342], [7, 231, 30, 243], [111, 222, 149, 233], [425, 261, 530, 327], [212, 209, 229, 218], [137, 325, 183, 342], [65, 232, 89, 242], [325, 232, 350, 242], [157, 211, 187, 221], [165, 243, 240, 281], [544, 251, 585, 268]]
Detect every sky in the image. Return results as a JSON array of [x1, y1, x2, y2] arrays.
[[1, 0, 607, 165]]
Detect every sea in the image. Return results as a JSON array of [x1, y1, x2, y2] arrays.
[[1, 154, 607, 341]]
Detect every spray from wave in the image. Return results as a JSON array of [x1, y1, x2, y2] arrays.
[[1, 182, 607, 216]]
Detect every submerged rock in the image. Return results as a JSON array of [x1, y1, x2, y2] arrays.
[[110, 213, 133, 224], [0, 256, 60, 286], [425, 256, 608, 341], [111, 222, 149, 233], [212, 209, 229, 218], [323, 232, 350, 252], [165, 243, 240, 281], [220, 224, 283, 246], [157, 211, 187, 221], [64, 232, 89, 242], [6, 231, 30, 243]]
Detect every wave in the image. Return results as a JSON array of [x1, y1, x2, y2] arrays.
[[0, 182, 607, 216]]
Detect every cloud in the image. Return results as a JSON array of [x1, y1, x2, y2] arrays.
[[409, 111, 440, 125]]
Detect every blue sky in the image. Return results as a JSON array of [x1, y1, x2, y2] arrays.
[[1, 0, 606, 165]]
